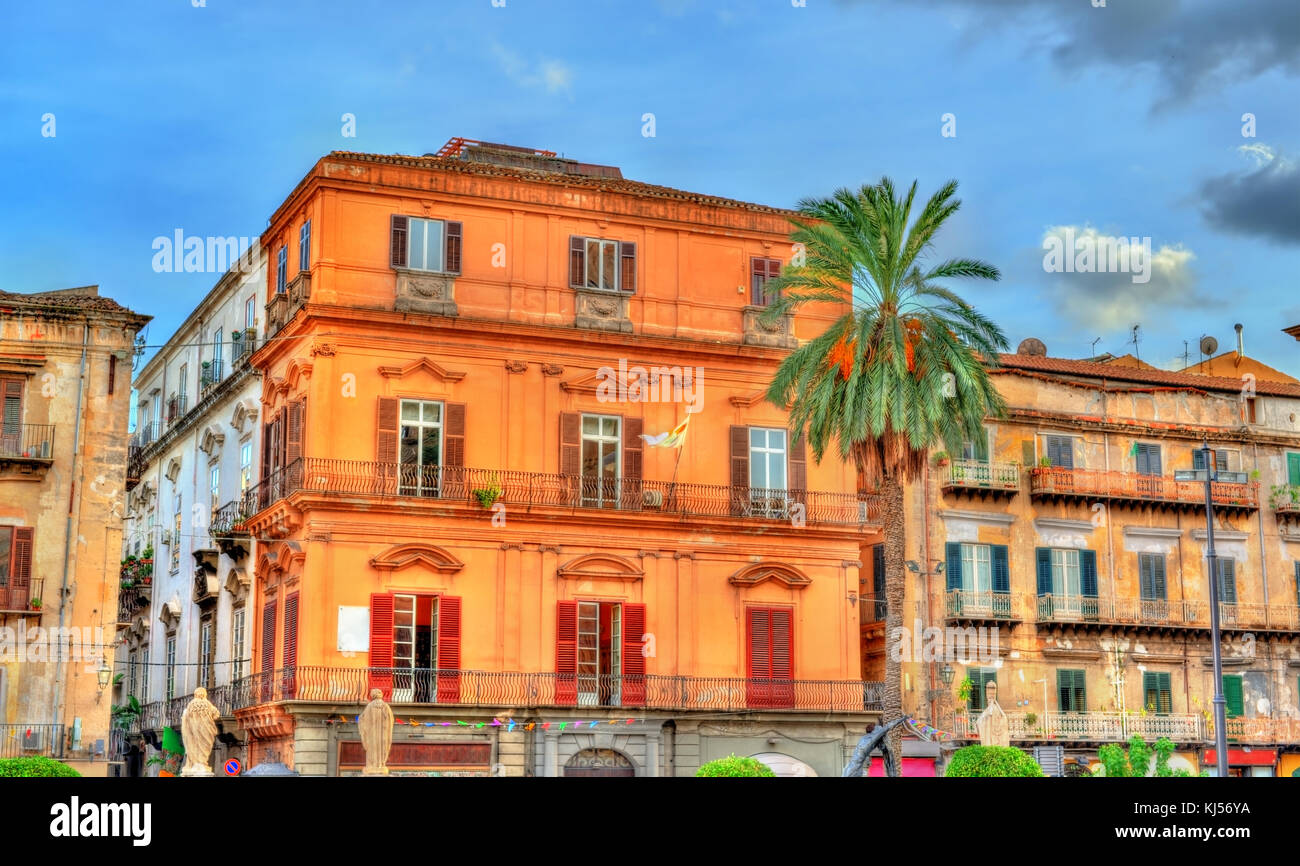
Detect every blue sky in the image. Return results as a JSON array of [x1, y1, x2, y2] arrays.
[[2, 0, 1298, 372]]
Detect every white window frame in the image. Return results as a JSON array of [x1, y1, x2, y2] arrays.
[[209, 464, 220, 513], [583, 238, 619, 291], [240, 441, 253, 494], [1051, 548, 1082, 599], [231, 607, 246, 681], [960, 543, 993, 594], [199, 619, 213, 689], [407, 217, 447, 273], [299, 220, 311, 272], [165, 637, 177, 700], [398, 399, 444, 496], [276, 245, 288, 294], [580, 414, 622, 506]]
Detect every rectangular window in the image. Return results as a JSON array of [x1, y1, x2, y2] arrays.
[[960, 543, 993, 594], [568, 236, 633, 291], [576, 600, 623, 706], [1192, 448, 1229, 473], [0, 526, 11, 586], [1143, 671, 1172, 715], [750, 257, 781, 306], [245, 297, 256, 330], [1134, 442, 1162, 475], [240, 442, 252, 494], [1287, 453, 1300, 487], [968, 667, 997, 713], [398, 400, 443, 497], [209, 465, 220, 514], [127, 651, 138, 699], [212, 328, 223, 369], [580, 414, 621, 507], [1215, 557, 1237, 604], [960, 431, 990, 463], [140, 647, 150, 700], [749, 427, 788, 517], [276, 245, 288, 294], [231, 607, 246, 681], [391, 593, 441, 703], [1051, 548, 1081, 597], [1057, 669, 1087, 713], [1, 378, 23, 451], [299, 220, 311, 272], [165, 636, 177, 701], [408, 217, 446, 272], [585, 238, 618, 290], [1222, 674, 1244, 718], [199, 618, 213, 689], [1139, 553, 1167, 601], [170, 502, 181, 574], [178, 364, 187, 401], [1044, 435, 1074, 469]]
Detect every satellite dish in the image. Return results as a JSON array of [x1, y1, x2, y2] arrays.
[[1199, 336, 1219, 356]]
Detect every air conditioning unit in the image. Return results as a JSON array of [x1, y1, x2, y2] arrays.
[[22, 729, 44, 751], [642, 489, 664, 508]]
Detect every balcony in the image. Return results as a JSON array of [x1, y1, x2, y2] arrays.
[[166, 394, 188, 427], [200, 361, 224, 395], [944, 590, 1023, 625], [938, 459, 1020, 499], [1211, 716, 1300, 745], [265, 292, 289, 336], [953, 711, 1204, 744], [287, 271, 311, 314], [116, 583, 151, 624], [1031, 595, 1300, 633], [231, 329, 257, 368], [0, 578, 44, 615], [0, 724, 65, 759], [231, 667, 885, 715], [1029, 467, 1258, 515], [0, 423, 55, 480], [1271, 486, 1300, 523], [859, 597, 887, 624], [241, 458, 883, 530]]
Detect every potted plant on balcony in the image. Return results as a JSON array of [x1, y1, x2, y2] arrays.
[[956, 676, 973, 704], [29, 598, 42, 611], [472, 474, 504, 509], [932, 451, 950, 468]]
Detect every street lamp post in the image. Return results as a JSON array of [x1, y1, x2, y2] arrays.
[[1201, 440, 1229, 778]]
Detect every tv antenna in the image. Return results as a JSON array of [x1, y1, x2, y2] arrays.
[[1128, 324, 1142, 361], [1090, 337, 1101, 357]]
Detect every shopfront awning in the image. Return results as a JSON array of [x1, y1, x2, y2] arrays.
[[1204, 749, 1276, 766]]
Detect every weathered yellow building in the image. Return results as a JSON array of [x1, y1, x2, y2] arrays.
[[0, 287, 149, 776], [863, 339, 1300, 776]]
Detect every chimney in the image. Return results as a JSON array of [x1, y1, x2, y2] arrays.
[[1234, 323, 1244, 366]]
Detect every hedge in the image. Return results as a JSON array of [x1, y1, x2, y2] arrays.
[[696, 754, 777, 777], [0, 756, 82, 777], [944, 745, 1045, 777]]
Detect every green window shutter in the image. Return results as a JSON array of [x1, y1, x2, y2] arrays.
[[1139, 554, 1153, 600], [1222, 674, 1244, 718], [1288, 452, 1300, 487], [945, 542, 962, 592], [1057, 669, 1086, 713], [1035, 547, 1052, 596], [1294, 561, 1300, 607], [1153, 555, 1167, 600], [1193, 449, 1205, 472], [991, 545, 1009, 593], [1217, 558, 1238, 604], [1080, 549, 1098, 597], [1143, 672, 1172, 715]]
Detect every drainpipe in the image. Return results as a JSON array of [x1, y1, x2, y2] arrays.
[[923, 460, 934, 725], [1253, 442, 1268, 609], [51, 317, 90, 728]]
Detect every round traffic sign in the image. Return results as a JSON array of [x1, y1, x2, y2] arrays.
[[224, 758, 242, 776]]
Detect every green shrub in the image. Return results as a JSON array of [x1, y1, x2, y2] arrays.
[[944, 745, 1045, 777], [696, 754, 776, 777], [0, 756, 81, 777]]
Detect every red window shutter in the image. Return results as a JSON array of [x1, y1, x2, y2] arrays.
[[444, 221, 462, 274], [788, 431, 807, 499], [12, 527, 33, 587], [747, 607, 771, 708], [730, 425, 750, 516], [767, 258, 782, 279], [568, 236, 585, 287], [285, 401, 304, 466], [750, 257, 766, 305], [390, 215, 408, 269], [436, 595, 462, 703], [621, 603, 646, 706], [368, 593, 394, 700], [770, 608, 794, 707], [560, 412, 581, 476], [376, 397, 399, 493], [260, 600, 277, 673], [555, 600, 578, 706], [260, 420, 273, 483], [619, 241, 636, 292]]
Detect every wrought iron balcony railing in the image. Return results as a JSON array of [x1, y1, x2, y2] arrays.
[[952, 711, 1204, 743], [1033, 594, 1300, 631], [0, 724, 65, 758], [166, 394, 188, 426], [938, 459, 1020, 492], [1029, 467, 1258, 511], [944, 590, 1020, 620], [200, 361, 224, 392], [0, 578, 43, 614], [210, 499, 252, 536], [240, 458, 882, 529], [0, 423, 55, 461], [116, 582, 151, 622], [230, 667, 884, 714]]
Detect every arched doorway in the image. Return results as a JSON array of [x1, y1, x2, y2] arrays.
[[749, 752, 818, 777], [563, 748, 636, 777]]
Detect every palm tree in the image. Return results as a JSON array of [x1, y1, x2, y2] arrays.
[[763, 178, 1008, 773]]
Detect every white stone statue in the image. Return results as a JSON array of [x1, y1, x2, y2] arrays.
[[359, 688, 394, 775], [975, 680, 1010, 747], [180, 687, 221, 776]]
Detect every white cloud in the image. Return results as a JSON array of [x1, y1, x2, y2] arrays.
[[490, 42, 574, 95]]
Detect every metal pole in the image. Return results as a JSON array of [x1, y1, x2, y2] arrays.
[[1202, 440, 1229, 777]]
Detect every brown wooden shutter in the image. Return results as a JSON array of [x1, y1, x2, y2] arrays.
[[560, 412, 581, 475], [108, 356, 116, 395], [555, 600, 578, 705], [788, 430, 807, 493], [12, 527, 33, 587], [368, 593, 394, 699], [621, 603, 646, 705], [746, 607, 771, 707], [619, 241, 636, 292], [436, 595, 462, 703], [442, 402, 466, 499], [282, 593, 299, 690], [770, 610, 795, 707], [377, 397, 399, 495], [285, 401, 304, 466], [445, 221, 462, 274], [730, 425, 750, 516], [568, 236, 585, 287], [260, 599, 277, 673], [751, 257, 766, 305], [390, 215, 408, 269], [623, 416, 643, 510]]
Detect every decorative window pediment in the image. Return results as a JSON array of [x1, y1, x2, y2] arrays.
[[198, 424, 225, 455], [377, 357, 467, 382], [557, 553, 644, 582], [224, 568, 251, 602], [369, 543, 465, 576], [164, 457, 182, 483], [158, 596, 182, 630], [230, 398, 259, 433], [728, 562, 812, 589]]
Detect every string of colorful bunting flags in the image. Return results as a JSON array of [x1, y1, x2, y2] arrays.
[[905, 717, 953, 741], [322, 716, 648, 733]]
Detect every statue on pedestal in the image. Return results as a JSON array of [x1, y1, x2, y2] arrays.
[[975, 680, 1010, 747], [180, 687, 221, 777], [359, 688, 394, 775]]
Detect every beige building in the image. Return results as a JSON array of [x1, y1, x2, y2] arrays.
[[0, 286, 149, 776], [862, 338, 1300, 776]]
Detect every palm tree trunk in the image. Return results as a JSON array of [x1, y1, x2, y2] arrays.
[[881, 473, 907, 775]]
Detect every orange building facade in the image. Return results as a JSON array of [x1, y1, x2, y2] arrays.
[[229, 142, 883, 776]]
